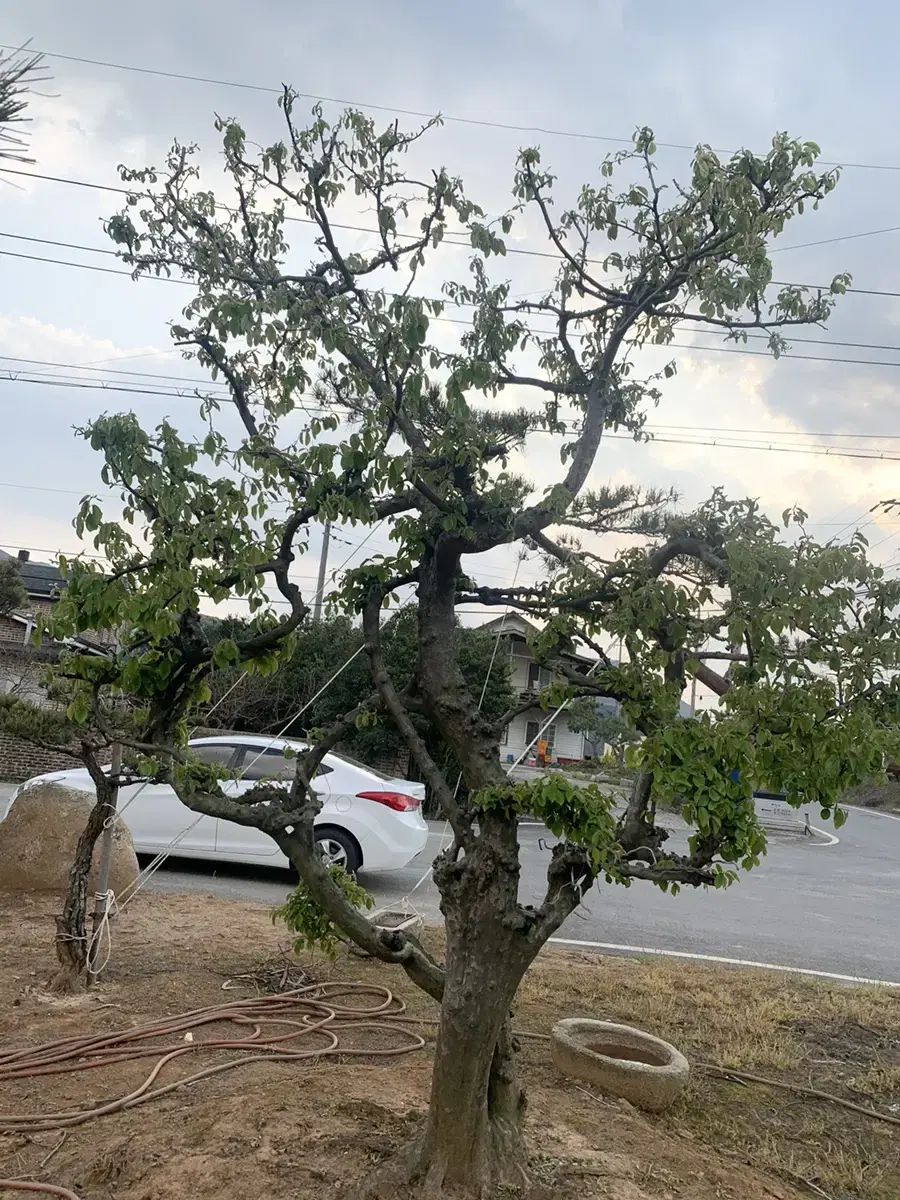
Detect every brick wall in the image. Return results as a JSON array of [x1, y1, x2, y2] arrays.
[[0, 617, 26, 643], [0, 734, 104, 783]]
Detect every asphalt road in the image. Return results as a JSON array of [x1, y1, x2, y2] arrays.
[[133, 805, 900, 985]]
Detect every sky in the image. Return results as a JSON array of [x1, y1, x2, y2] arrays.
[[3, 1, 900, 703]]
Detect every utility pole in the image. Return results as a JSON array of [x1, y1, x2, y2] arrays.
[[690, 674, 698, 716], [312, 519, 332, 623], [87, 741, 122, 982]]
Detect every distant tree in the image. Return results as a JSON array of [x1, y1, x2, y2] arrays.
[[202, 613, 365, 734], [0, 558, 27, 615], [0, 43, 47, 164], [568, 699, 639, 766], [204, 608, 514, 807]]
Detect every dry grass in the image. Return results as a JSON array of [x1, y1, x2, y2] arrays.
[[848, 1064, 900, 1097], [842, 778, 900, 814], [516, 950, 900, 1200], [1, 896, 898, 1199]]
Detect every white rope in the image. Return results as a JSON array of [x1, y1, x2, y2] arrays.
[[252, 643, 367, 757], [116, 818, 206, 907], [86, 888, 116, 978]]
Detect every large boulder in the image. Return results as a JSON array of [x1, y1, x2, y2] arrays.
[[0, 782, 139, 896]]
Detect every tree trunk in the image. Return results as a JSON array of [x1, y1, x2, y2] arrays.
[[48, 779, 111, 994], [367, 842, 536, 1198], [411, 1004, 527, 1195]]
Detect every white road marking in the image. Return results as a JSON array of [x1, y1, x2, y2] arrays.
[[845, 804, 900, 823], [547, 937, 900, 988], [805, 823, 840, 846]]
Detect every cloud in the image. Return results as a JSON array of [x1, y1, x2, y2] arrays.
[[0, 314, 168, 364], [1, 0, 899, 594]]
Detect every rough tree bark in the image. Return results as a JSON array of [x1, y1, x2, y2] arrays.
[[48, 746, 116, 994], [402, 844, 533, 1194], [361, 543, 558, 1196]]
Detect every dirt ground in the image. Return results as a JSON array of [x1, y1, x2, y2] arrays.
[[0, 892, 897, 1200]]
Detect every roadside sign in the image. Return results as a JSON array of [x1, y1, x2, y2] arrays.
[[753, 790, 810, 833]]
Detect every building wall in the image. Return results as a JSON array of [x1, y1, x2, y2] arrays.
[[501, 645, 586, 763], [0, 640, 60, 703], [0, 615, 27, 644], [501, 707, 585, 765], [0, 736, 93, 783]]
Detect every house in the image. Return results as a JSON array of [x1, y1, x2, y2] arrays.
[[477, 613, 598, 765], [477, 613, 696, 767], [0, 549, 119, 780], [0, 549, 68, 701]]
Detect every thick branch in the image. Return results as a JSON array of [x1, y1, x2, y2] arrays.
[[361, 587, 473, 846]]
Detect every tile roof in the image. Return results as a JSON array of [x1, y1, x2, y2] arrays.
[[0, 550, 66, 597]]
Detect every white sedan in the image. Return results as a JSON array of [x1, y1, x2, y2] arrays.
[[8, 735, 428, 875]]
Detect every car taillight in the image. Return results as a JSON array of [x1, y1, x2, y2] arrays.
[[357, 790, 422, 812]]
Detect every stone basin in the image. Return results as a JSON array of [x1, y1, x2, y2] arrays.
[[551, 1018, 689, 1112]]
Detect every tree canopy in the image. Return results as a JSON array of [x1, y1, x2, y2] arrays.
[[41, 97, 900, 1196], [0, 558, 27, 615], [0, 43, 47, 165]]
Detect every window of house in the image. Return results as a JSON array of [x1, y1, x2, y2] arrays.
[[525, 720, 555, 749], [527, 663, 553, 691], [499, 723, 508, 745]]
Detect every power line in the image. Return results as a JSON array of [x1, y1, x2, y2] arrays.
[[0, 538, 528, 590], [6, 369, 900, 462], [6, 169, 900, 294], [682, 330, 900, 356], [10, 228, 900, 359], [0, 353, 223, 387], [0, 246, 191, 283], [0, 481, 90, 496], [864, 527, 900, 553], [11, 242, 900, 371], [7, 43, 900, 174], [769, 225, 900, 254], [8, 352, 900, 445], [0, 371, 241, 402], [622, 432, 900, 464], [6, 376, 900, 467], [650, 422, 900, 440], [0, 230, 119, 257]]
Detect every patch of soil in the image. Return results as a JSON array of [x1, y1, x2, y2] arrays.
[[0, 892, 862, 1200]]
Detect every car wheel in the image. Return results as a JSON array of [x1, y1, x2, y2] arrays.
[[314, 826, 362, 875]]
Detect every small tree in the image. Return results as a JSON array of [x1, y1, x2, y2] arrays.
[[0, 43, 47, 164], [0, 678, 136, 993], [46, 102, 900, 1195], [568, 699, 639, 766], [0, 557, 27, 615]]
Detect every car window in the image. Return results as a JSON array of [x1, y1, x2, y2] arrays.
[[329, 751, 393, 780], [236, 746, 332, 781], [190, 743, 241, 767]]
